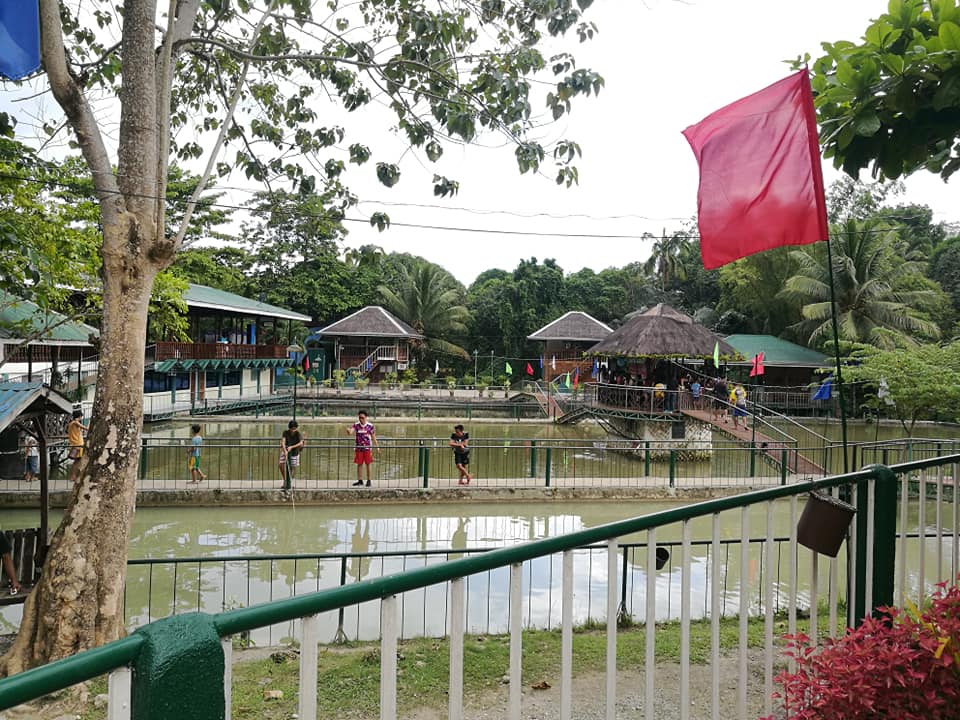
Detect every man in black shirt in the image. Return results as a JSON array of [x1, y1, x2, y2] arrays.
[[449, 424, 472, 485]]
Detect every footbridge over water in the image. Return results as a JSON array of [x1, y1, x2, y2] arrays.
[[554, 382, 827, 478]]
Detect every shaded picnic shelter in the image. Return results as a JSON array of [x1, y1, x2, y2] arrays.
[[527, 311, 612, 382], [0, 381, 74, 603], [586, 304, 737, 384]]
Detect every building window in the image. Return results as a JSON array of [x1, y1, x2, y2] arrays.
[[144, 371, 189, 393], [206, 370, 242, 388]]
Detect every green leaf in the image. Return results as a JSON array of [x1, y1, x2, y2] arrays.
[[939, 20, 960, 51], [854, 110, 882, 136], [836, 60, 857, 87]]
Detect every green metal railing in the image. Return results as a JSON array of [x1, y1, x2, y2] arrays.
[[0, 453, 957, 719]]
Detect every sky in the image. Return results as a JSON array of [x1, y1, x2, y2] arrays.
[[4, 0, 958, 287], [329, 0, 960, 285]]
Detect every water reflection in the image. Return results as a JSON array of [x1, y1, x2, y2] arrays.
[[0, 496, 955, 645]]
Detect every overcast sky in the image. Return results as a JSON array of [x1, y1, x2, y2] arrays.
[[333, 0, 960, 285], [5, 1, 956, 287]]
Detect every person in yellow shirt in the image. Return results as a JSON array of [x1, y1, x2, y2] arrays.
[[67, 410, 88, 482]]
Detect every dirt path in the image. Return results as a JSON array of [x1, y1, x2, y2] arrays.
[[411, 652, 773, 720]]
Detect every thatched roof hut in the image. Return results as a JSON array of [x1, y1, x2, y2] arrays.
[[587, 304, 738, 359], [527, 311, 612, 342], [317, 306, 421, 339]]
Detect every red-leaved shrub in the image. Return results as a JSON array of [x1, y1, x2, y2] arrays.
[[762, 580, 960, 719]]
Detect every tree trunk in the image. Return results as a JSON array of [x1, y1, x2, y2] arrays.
[[0, 220, 158, 673]]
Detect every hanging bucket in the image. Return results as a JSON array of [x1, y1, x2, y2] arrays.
[[796, 492, 856, 557]]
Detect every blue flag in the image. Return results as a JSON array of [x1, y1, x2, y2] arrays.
[[811, 377, 832, 402], [0, 2, 41, 80]]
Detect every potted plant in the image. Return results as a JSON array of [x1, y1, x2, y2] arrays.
[[384, 370, 398, 390], [332, 369, 346, 395], [400, 367, 417, 391], [477, 375, 492, 398], [356, 377, 370, 392], [764, 579, 960, 720], [497, 373, 510, 397], [445, 375, 457, 397], [462, 373, 475, 389]]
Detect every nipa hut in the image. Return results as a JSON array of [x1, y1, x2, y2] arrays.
[[587, 304, 737, 385], [527, 311, 612, 382]]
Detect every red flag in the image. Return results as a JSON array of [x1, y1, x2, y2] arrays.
[[302, 355, 310, 372], [682, 70, 828, 270], [573, 366, 579, 388], [749, 352, 765, 377], [525, 362, 533, 376]]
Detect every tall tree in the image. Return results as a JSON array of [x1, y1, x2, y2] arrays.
[[781, 218, 941, 349], [643, 230, 691, 291], [6, 0, 602, 672], [804, 0, 960, 181], [379, 258, 471, 363]]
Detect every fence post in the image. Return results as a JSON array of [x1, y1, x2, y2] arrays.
[[422, 447, 430, 488], [544, 447, 552, 487], [417, 442, 424, 478], [669, 450, 676, 489], [131, 613, 224, 720], [749, 442, 756, 478], [620, 545, 629, 619], [530, 440, 537, 479], [334, 556, 348, 643], [644, 441, 651, 477], [780, 449, 787, 486], [139, 438, 147, 481], [852, 465, 898, 625]]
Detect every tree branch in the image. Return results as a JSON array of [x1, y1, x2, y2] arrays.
[[37, 0, 119, 216]]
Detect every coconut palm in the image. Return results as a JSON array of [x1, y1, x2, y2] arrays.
[[379, 259, 472, 361], [643, 230, 692, 291], [780, 218, 940, 349]]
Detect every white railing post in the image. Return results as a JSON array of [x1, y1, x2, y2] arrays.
[[865, 480, 876, 613], [299, 615, 319, 720], [763, 502, 775, 717], [680, 521, 691, 720], [606, 538, 618, 720], [449, 578, 466, 720], [221, 638, 233, 720], [381, 595, 399, 720], [509, 563, 523, 720], [918, 471, 927, 604], [107, 667, 132, 720], [710, 514, 720, 720], [738, 506, 749, 720], [560, 551, 574, 720], [645, 528, 657, 720], [898, 472, 909, 605]]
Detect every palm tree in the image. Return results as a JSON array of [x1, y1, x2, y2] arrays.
[[379, 259, 472, 362], [643, 230, 692, 291], [780, 218, 940, 349]]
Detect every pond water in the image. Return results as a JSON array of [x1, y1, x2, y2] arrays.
[[1, 493, 953, 644]]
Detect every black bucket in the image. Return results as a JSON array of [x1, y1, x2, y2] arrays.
[[796, 492, 856, 557]]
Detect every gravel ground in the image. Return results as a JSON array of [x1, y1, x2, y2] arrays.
[[411, 652, 775, 720]]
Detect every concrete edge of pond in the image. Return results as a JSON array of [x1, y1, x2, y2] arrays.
[[3, 485, 763, 509]]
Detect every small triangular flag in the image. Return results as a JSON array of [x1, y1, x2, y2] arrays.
[[525, 362, 533, 376], [713, 341, 719, 369], [565, 372, 571, 388], [505, 362, 513, 375]]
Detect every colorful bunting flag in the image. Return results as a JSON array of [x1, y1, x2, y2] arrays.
[[591, 359, 598, 378], [573, 367, 579, 389], [435, 359, 439, 374], [551, 356, 556, 370], [811, 376, 833, 402]]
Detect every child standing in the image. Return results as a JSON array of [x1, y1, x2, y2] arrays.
[[67, 410, 88, 482], [23, 434, 39, 482], [348, 411, 378, 487], [187, 424, 207, 484]]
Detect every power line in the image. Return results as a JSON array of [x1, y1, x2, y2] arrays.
[[0, 169, 956, 242]]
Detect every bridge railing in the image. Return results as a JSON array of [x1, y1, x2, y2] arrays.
[[1, 454, 957, 719]]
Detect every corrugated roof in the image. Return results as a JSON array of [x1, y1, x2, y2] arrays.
[[528, 311, 613, 342], [183, 284, 312, 322], [588, 304, 739, 359], [0, 293, 98, 345], [0, 382, 74, 434], [317, 306, 422, 338], [724, 334, 830, 367]]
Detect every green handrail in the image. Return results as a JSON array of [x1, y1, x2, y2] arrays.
[[3, 453, 958, 715], [0, 635, 144, 709]]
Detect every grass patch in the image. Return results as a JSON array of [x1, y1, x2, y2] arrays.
[[29, 612, 840, 719]]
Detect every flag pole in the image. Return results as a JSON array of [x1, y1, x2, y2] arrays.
[[824, 233, 850, 473]]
